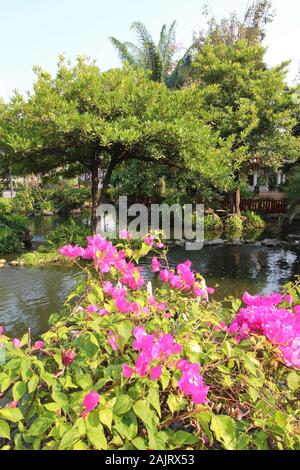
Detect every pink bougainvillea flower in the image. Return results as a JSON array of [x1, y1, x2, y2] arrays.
[[193, 283, 204, 297], [159, 269, 170, 282], [132, 325, 147, 349], [214, 322, 227, 332], [242, 291, 282, 307], [32, 340, 44, 351], [61, 349, 76, 366], [294, 305, 300, 316], [229, 291, 300, 368], [207, 287, 215, 295], [151, 256, 161, 273], [103, 281, 113, 294], [164, 311, 171, 318], [143, 235, 154, 247], [98, 308, 109, 316], [119, 229, 132, 240], [0, 326, 4, 336], [12, 338, 21, 349], [87, 305, 98, 313], [108, 333, 119, 351], [176, 358, 190, 371], [81, 391, 100, 419], [150, 365, 162, 379], [8, 400, 19, 408], [284, 294, 293, 304], [157, 241, 165, 249], [122, 364, 135, 378], [59, 245, 85, 258], [178, 362, 209, 404]]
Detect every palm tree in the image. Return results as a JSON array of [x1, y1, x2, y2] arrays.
[[110, 21, 177, 84]]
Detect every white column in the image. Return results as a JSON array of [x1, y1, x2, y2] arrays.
[[282, 173, 286, 184], [277, 171, 282, 186], [253, 169, 258, 187], [265, 171, 269, 190]]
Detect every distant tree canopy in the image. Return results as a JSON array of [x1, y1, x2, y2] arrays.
[[0, 57, 232, 228]]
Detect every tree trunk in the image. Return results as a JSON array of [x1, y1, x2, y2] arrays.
[[229, 189, 241, 216], [97, 159, 115, 205], [9, 170, 14, 198], [228, 167, 241, 215], [91, 163, 99, 233], [235, 188, 241, 216]]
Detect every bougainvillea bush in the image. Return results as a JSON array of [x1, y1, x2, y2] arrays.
[[0, 232, 300, 450]]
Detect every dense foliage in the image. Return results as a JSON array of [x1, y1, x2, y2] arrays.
[[0, 213, 29, 254], [0, 233, 299, 450]]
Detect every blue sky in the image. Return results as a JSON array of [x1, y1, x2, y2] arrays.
[[0, 0, 299, 100]]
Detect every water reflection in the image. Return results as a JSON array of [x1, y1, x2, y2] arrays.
[[0, 266, 82, 337]]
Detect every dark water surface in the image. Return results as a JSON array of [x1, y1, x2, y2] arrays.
[[0, 216, 299, 337]]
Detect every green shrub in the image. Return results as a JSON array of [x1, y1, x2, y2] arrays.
[[0, 197, 14, 215], [18, 250, 67, 266], [224, 214, 243, 234], [50, 187, 90, 213], [242, 211, 265, 229], [12, 190, 34, 214], [45, 219, 91, 250], [0, 214, 29, 254], [0, 224, 22, 254], [39, 200, 56, 213], [240, 181, 253, 199], [0, 214, 28, 232], [204, 213, 223, 233]]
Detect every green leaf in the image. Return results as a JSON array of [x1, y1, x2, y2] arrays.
[[133, 400, 158, 430], [114, 411, 138, 440], [59, 428, 81, 450], [116, 321, 132, 343], [0, 420, 10, 439], [148, 385, 161, 418], [196, 411, 213, 444], [99, 408, 113, 430], [160, 367, 170, 390], [0, 407, 23, 423], [52, 389, 69, 410], [210, 415, 237, 450], [4, 357, 21, 371], [86, 412, 107, 450], [75, 372, 94, 390], [171, 430, 199, 446], [28, 374, 39, 393], [287, 371, 300, 391], [0, 376, 11, 394], [12, 381, 27, 401], [149, 431, 167, 450], [167, 393, 186, 414], [73, 440, 88, 450], [27, 415, 55, 436], [132, 436, 147, 450], [113, 395, 133, 415]]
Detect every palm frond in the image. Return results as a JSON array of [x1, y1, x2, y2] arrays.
[[109, 37, 137, 66], [130, 21, 154, 48], [159, 20, 177, 78], [167, 43, 195, 89]]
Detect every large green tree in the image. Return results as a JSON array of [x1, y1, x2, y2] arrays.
[[189, 40, 299, 213], [0, 57, 231, 228]]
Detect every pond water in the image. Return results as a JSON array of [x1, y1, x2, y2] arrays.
[[0, 215, 299, 337]]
